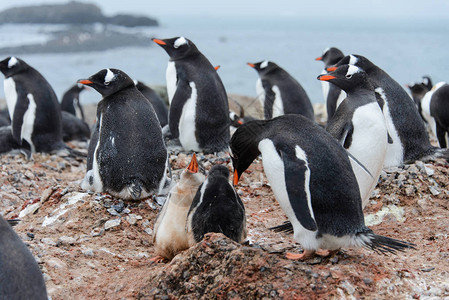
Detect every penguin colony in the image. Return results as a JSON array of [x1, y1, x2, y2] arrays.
[[4, 34, 449, 296]]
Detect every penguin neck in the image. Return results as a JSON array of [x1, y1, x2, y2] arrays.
[[346, 88, 376, 105]]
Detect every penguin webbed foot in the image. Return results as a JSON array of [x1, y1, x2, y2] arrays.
[[286, 249, 337, 260], [149, 255, 168, 264]]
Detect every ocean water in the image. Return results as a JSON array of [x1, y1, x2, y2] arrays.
[[0, 16, 448, 105]]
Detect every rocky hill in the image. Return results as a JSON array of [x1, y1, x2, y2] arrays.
[[0, 1, 158, 27]]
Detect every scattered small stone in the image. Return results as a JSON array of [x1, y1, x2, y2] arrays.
[[104, 219, 121, 230], [57, 236, 77, 246], [420, 267, 435, 272], [363, 278, 373, 285], [155, 196, 166, 206], [330, 256, 339, 264], [19, 202, 42, 218], [27, 232, 35, 240], [107, 207, 120, 216], [42, 273, 52, 282], [429, 186, 440, 196], [126, 214, 138, 225], [41, 238, 57, 246], [309, 257, 322, 265], [122, 208, 131, 214], [144, 227, 153, 235], [340, 280, 356, 295], [146, 199, 158, 210], [82, 248, 95, 257], [112, 201, 124, 213], [91, 228, 104, 237]]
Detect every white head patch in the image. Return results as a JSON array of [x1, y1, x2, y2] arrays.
[[8, 57, 18, 68], [346, 65, 361, 77], [322, 47, 330, 56], [349, 55, 358, 65], [104, 69, 115, 84], [422, 78, 429, 85], [174, 37, 187, 48], [260, 60, 269, 69]]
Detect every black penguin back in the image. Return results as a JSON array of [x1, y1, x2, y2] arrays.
[[135, 81, 168, 127], [188, 165, 246, 243], [0, 216, 48, 299]]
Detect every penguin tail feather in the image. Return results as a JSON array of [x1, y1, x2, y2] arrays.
[[359, 231, 416, 255], [269, 221, 294, 234], [413, 147, 449, 164], [128, 181, 142, 200]]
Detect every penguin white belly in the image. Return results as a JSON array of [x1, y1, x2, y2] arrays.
[[21, 94, 37, 153], [320, 69, 329, 101], [258, 139, 319, 250], [4, 77, 17, 121], [348, 103, 387, 208], [335, 90, 347, 110], [166, 61, 177, 105], [179, 82, 200, 151], [376, 88, 404, 167], [256, 78, 265, 109], [271, 85, 284, 118], [81, 114, 104, 192]]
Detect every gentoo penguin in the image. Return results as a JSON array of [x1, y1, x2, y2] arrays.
[[134, 80, 169, 127], [0, 216, 48, 299], [61, 111, 91, 142], [247, 60, 315, 121], [153, 37, 230, 153], [407, 80, 429, 121], [419, 82, 449, 148], [0, 56, 64, 157], [231, 115, 415, 259], [78, 68, 169, 200], [315, 47, 346, 120], [186, 164, 246, 245], [152, 154, 205, 261], [60, 83, 86, 121], [318, 65, 388, 208], [330, 54, 448, 166]]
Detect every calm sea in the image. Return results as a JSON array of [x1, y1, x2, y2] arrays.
[[0, 16, 448, 105]]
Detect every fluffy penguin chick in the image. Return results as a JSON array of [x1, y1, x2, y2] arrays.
[[186, 164, 247, 245], [0, 216, 48, 299], [231, 115, 415, 260], [152, 154, 205, 261]]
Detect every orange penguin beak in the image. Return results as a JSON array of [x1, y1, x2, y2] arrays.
[[186, 153, 199, 173], [152, 38, 166, 46], [326, 66, 337, 72], [214, 65, 221, 71], [315, 56, 323, 61], [233, 169, 239, 186], [247, 63, 255, 68], [78, 79, 93, 85], [318, 75, 336, 81]]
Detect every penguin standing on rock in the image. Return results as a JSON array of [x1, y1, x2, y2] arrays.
[[134, 80, 169, 127], [0, 56, 65, 157], [152, 153, 204, 261], [231, 115, 415, 259], [0, 216, 48, 299], [152, 37, 230, 153], [318, 65, 388, 208], [61, 83, 86, 121], [79, 68, 169, 200], [315, 47, 346, 120], [330, 55, 449, 166], [248, 60, 314, 121], [187, 164, 246, 245]]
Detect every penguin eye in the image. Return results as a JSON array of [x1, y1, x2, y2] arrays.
[[104, 81, 110, 86], [346, 74, 353, 79]]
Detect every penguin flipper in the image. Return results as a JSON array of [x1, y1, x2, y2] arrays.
[[11, 91, 30, 144], [261, 79, 275, 119], [340, 121, 354, 149], [280, 149, 318, 232], [168, 79, 191, 139]]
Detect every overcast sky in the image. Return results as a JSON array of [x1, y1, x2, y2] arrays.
[[1, 0, 449, 20]]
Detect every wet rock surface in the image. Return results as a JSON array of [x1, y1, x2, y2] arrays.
[[0, 142, 448, 298]]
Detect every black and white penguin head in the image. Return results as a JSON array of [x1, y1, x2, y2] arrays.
[[230, 120, 266, 185], [0, 56, 29, 78], [318, 64, 370, 92], [315, 47, 344, 67], [207, 164, 230, 180], [421, 76, 433, 90], [152, 37, 199, 60], [78, 68, 134, 97], [247, 60, 278, 76], [327, 54, 373, 73]]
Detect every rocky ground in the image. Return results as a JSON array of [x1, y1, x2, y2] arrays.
[[0, 102, 448, 299]]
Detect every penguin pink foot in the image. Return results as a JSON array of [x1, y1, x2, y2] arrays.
[[149, 255, 167, 264], [286, 249, 336, 260]]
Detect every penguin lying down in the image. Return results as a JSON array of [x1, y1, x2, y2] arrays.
[[152, 154, 246, 262], [231, 115, 415, 260]]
